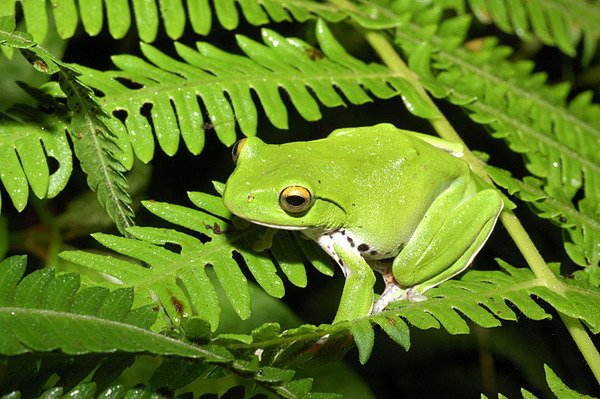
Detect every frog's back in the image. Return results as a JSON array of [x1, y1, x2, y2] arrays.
[[319, 124, 472, 254]]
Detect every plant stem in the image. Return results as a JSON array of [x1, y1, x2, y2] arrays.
[[361, 31, 490, 178], [498, 212, 560, 287], [339, 11, 600, 384], [560, 313, 600, 383]]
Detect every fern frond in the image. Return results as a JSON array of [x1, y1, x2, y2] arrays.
[[0, 0, 346, 43], [59, 67, 135, 233], [59, 192, 333, 332], [218, 260, 600, 365], [543, 364, 598, 399], [58, 190, 600, 364], [1, 376, 341, 399], [377, 4, 600, 267], [75, 20, 437, 162], [487, 166, 600, 271], [0, 255, 232, 363], [0, 0, 413, 45], [0, 256, 341, 398], [482, 364, 599, 399], [435, 0, 600, 61], [0, 16, 134, 232], [1, 18, 74, 214]]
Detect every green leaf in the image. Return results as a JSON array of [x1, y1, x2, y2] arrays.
[[60, 197, 328, 332], [346, 319, 374, 365], [0, 16, 60, 74], [59, 67, 134, 234], [0, 20, 134, 231], [0, 102, 72, 214], [74, 21, 427, 155], [149, 358, 205, 390], [0, 0, 356, 43], [271, 231, 308, 288], [437, 0, 600, 58], [487, 166, 600, 269], [0, 256, 232, 364], [372, 314, 410, 351], [388, 261, 600, 335], [544, 364, 597, 399], [230, 260, 600, 366]]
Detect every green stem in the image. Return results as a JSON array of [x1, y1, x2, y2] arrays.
[[560, 313, 600, 383], [328, 2, 600, 383], [361, 31, 488, 178], [31, 198, 62, 266], [498, 212, 560, 287]]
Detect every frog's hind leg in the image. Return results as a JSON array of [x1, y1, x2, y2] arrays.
[[393, 188, 503, 297], [373, 187, 503, 312]]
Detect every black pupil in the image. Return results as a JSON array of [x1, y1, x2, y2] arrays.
[[286, 195, 306, 207]]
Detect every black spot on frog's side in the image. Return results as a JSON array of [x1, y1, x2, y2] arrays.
[[370, 250, 378, 256], [357, 243, 369, 252], [347, 236, 355, 247]]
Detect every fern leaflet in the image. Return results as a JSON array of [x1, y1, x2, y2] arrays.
[[59, 66, 135, 233], [59, 191, 334, 332], [0, 0, 408, 44], [0, 101, 72, 213], [0, 255, 231, 362], [1, 381, 342, 399], [214, 260, 600, 366], [434, 0, 600, 62], [0, 257, 341, 398], [487, 166, 600, 273], [73, 20, 436, 166], [482, 364, 598, 398], [542, 364, 598, 399]]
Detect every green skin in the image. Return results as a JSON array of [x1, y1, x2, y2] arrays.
[[223, 124, 503, 323]]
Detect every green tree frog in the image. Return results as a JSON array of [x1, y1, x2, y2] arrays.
[[223, 124, 503, 323]]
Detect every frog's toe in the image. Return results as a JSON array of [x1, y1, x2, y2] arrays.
[[406, 287, 428, 302], [372, 284, 406, 313]]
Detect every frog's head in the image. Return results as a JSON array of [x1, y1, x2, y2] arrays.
[[223, 137, 347, 231]]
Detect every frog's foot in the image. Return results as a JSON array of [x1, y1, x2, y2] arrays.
[[369, 261, 430, 313], [372, 286, 429, 313], [405, 287, 428, 302], [371, 267, 430, 313], [371, 267, 406, 313], [372, 284, 404, 313]]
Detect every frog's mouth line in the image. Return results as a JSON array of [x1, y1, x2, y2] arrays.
[[246, 220, 308, 230]]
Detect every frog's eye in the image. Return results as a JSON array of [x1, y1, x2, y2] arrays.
[[231, 138, 247, 163], [279, 186, 313, 213]]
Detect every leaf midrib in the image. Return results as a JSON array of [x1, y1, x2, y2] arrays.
[[93, 69, 403, 108], [0, 306, 230, 361]]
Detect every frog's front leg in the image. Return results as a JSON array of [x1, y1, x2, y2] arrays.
[[378, 183, 503, 312], [330, 242, 376, 323]]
